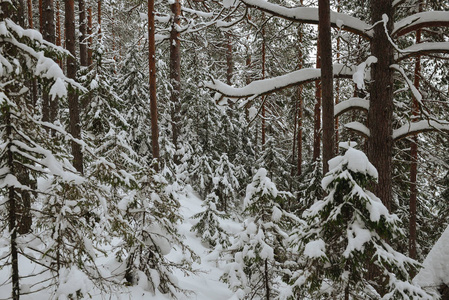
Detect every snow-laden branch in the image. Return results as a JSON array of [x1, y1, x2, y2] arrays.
[[393, 120, 449, 140], [203, 64, 353, 100], [393, 11, 449, 37], [334, 98, 369, 117], [395, 42, 449, 61], [344, 122, 370, 138], [239, 0, 373, 39]]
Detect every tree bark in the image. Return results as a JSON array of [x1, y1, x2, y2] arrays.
[[170, 0, 182, 163], [65, 0, 84, 174], [79, 0, 88, 67], [226, 33, 233, 85], [368, 0, 394, 211], [319, 0, 334, 175], [409, 1, 423, 262], [313, 41, 321, 163], [39, 0, 43, 32], [87, 6, 93, 66], [297, 23, 303, 176], [261, 16, 266, 147], [42, 0, 55, 123], [148, 0, 160, 168]]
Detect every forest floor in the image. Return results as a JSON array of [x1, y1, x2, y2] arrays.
[[0, 187, 237, 299]]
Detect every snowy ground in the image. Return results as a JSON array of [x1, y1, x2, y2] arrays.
[[0, 187, 239, 299]]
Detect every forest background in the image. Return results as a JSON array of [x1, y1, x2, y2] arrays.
[[1, 0, 449, 299]]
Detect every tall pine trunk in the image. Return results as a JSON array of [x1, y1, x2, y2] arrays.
[[79, 0, 88, 67], [170, 0, 181, 163], [42, 0, 55, 123], [313, 41, 321, 163], [148, 0, 160, 168], [319, 0, 334, 174], [65, 0, 84, 174], [368, 0, 394, 211], [409, 1, 423, 261]]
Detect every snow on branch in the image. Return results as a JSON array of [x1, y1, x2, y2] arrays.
[[393, 120, 449, 141], [393, 11, 449, 37], [203, 64, 353, 100], [395, 42, 449, 61], [344, 122, 370, 138], [334, 97, 369, 117], [239, 0, 373, 39]]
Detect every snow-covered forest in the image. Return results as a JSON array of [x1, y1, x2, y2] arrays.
[[1, 0, 449, 299]]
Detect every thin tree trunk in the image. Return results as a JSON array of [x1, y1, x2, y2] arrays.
[[39, 0, 43, 32], [261, 16, 266, 147], [27, 0, 33, 28], [42, 0, 55, 123], [335, 0, 341, 151], [368, 0, 394, 212], [409, 0, 423, 262], [65, 0, 84, 174], [87, 6, 93, 66], [319, 0, 334, 175], [297, 22, 304, 176], [79, 0, 88, 67], [148, 0, 160, 169], [265, 258, 270, 300], [27, 0, 38, 107], [313, 41, 321, 163], [226, 32, 233, 85], [170, 0, 181, 163]]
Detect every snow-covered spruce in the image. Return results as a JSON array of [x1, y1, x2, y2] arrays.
[[286, 143, 434, 299], [113, 170, 196, 298], [191, 192, 231, 248], [222, 168, 298, 299]]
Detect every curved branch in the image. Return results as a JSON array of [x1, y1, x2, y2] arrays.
[[393, 120, 449, 141], [239, 0, 372, 39], [334, 98, 369, 118], [393, 11, 449, 37], [395, 42, 449, 62], [344, 122, 370, 139], [203, 64, 354, 99]]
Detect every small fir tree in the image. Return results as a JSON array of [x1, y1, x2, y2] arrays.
[[222, 168, 297, 299], [190, 192, 230, 248], [287, 142, 433, 299]]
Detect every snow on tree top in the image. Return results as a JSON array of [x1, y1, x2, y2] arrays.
[[326, 147, 378, 183]]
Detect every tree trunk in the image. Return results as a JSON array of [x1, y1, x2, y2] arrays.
[[27, 0, 38, 107], [87, 6, 93, 66], [261, 16, 266, 147], [170, 0, 181, 163], [39, 0, 43, 32], [42, 0, 55, 123], [148, 0, 160, 169], [409, 1, 423, 262], [319, 0, 334, 175], [313, 41, 321, 163], [226, 33, 233, 85], [79, 0, 88, 67], [335, 0, 341, 151], [368, 0, 394, 211], [297, 23, 303, 176], [65, 0, 84, 174]]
